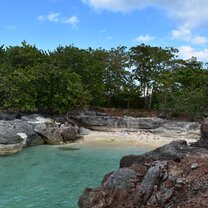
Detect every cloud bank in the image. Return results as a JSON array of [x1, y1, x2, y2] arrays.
[[82, 0, 208, 29]]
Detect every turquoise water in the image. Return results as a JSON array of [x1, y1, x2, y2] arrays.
[[0, 143, 150, 208]]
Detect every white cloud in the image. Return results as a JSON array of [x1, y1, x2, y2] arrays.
[[171, 28, 191, 41], [135, 35, 155, 43], [82, 0, 208, 29], [63, 15, 79, 27], [38, 13, 79, 27], [47, 12, 61, 22], [171, 28, 208, 46], [192, 36, 208, 45], [178, 45, 208, 61]]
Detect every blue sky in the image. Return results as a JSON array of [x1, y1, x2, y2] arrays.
[[1, 0, 208, 62]]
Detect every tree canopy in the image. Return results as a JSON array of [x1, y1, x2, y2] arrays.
[[0, 41, 207, 119]]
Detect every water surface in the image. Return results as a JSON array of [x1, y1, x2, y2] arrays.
[[0, 143, 150, 208]]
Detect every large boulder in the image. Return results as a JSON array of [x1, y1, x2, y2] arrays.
[[0, 114, 82, 154], [34, 123, 63, 145], [61, 126, 82, 143], [34, 122, 82, 144], [0, 119, 43, 155]]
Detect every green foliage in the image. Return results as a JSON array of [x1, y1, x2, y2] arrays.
[[130, 44, 177, 109], [0, 41, 207, 120], [33, 63, 91, 113], [0, 66, 37, 111]]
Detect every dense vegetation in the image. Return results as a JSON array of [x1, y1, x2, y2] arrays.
[[0, 41, 207, 120]]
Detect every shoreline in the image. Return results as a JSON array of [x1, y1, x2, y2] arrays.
[[77, 129, 198, 149]]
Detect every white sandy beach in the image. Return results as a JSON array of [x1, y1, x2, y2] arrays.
[[78, 129, 199, 149]]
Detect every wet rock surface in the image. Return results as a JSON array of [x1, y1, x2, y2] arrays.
[[78, 136, 208, 208]]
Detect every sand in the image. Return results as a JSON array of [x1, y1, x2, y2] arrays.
[[78, 129, 198, 149]]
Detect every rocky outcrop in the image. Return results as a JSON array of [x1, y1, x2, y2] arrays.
[[192, 117, 208, 148], [78, 139, 208, 208], [0, 113, 82, 155], [71, 109, 200, 142], [71, 109, 164, 129]]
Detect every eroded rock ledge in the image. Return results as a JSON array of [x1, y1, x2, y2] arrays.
[[0, 112, 82, 155], [78, 119, 208, 208], [70, 109, 200, 142]]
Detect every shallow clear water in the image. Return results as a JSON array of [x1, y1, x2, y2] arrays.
[[0, 143, 150, 208]]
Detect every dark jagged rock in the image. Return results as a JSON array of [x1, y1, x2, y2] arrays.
[[103, 168, 137, 190], [192, 117, 208, 148], [78, 140, 208, 208], [61, 126, 83, 143], [120, 140, 188, 168], [0, 112, 22, 121]]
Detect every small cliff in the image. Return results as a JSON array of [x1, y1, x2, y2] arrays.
[[70, 109, 200, 142], [78, 118, 208, 208]]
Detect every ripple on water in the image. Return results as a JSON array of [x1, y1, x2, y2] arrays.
[[0, 143, 150, 208]]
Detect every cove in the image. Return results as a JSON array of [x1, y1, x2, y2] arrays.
[[0, 143, 151, 208]]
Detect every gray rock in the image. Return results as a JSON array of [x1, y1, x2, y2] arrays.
[[120, 140, 188, 168], [0, 120, 41, 146], [21, 114, 53, 124], [26, 133, 44, 146], [61, 126, 82, 143], [140, 161, 167, 202], [71, 110, 164, 129], [79, 127, 90, 135], [0, 112, 21, 120], [104, 168, 136, 190], [34, 123, 63, 144], [192, 118, 208, 148], [0, 134, 23, 144]]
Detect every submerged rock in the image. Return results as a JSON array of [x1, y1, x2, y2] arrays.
[[0, 143, 23, 155], [58, 146, 80, 151]]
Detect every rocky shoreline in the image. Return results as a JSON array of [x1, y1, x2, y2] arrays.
[[78, 119, 208, 208], [0, 109, 201, 155], [0, 112, 82, 155], [1, 109, 207, 207]]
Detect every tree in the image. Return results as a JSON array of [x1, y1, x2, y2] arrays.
[[4, 41, 45, 68], [130, 44, 178, 109], [33, 63, 91, 113], [0, 66, 37, 111], [157, 57, 208, 120], [104, 46, 131, 107]]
